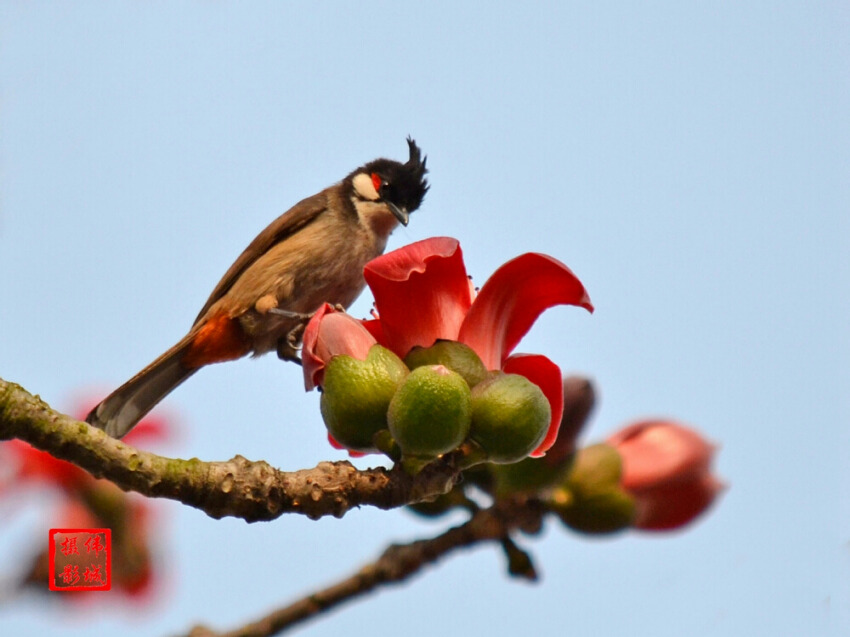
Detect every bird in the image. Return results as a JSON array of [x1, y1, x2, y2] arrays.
[[86, 138, 428, 439]]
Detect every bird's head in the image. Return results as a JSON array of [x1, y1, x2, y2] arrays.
[[349, 137, 429, 226]]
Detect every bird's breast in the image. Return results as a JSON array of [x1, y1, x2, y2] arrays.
[[234, 221, 386, 355]]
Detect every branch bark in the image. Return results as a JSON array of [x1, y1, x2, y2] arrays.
[[0, 377, 466, 521]]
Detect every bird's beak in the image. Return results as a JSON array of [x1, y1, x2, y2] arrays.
[[387, 201, 410, 226]]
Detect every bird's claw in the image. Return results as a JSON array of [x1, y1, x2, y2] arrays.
[[272, 306, 346, 365], [277, 323, 305, 365]]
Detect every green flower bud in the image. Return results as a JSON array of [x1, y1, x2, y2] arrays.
[[551, 443, 636, 534], [404, 340, 489, 388], [553, 487, 636, 535], [320, 345, 408, 451], [388, 365, 472, 459], [565, 443, 623, 493], [469, 373, 551, 464], [491, 456, 568, 496]]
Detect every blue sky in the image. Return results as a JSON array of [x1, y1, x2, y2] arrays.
[[1, 3, 848, 636]]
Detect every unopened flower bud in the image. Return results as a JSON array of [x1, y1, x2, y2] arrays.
[[491, 457, 567, 496], [320, 345, 408, 452], [388, 365, 472, 460], [543, 375, 596, 465], [404, 340, 488, 388], [469, 373, 551, 464], [552, 443, 636, 534], [608, 420, 723, 531], [554, 487, 636, 535]]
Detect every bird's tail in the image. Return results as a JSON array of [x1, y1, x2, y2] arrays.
[[86, 334, 198, 439]]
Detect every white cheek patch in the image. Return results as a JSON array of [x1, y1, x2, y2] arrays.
[[352, 172, 380, 201]]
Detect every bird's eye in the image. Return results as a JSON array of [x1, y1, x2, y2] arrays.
[[371, 173, 385, 193]]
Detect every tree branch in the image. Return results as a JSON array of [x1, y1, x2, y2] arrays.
[[185, 499, 546, 637], [0, 377, 465, 521]]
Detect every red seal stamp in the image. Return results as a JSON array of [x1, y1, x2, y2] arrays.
[[48, 529, 112, 591]]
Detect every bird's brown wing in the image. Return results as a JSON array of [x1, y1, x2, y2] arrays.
[[193, 189, 330, 326]]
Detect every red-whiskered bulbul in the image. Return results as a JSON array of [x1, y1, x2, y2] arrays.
[[87, 138, 428, 438]]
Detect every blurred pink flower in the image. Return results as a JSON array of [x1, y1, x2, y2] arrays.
[[608, 420, 724, 531], [1, 399, 173, 602]]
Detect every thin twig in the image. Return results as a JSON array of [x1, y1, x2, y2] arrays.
[[185, 500, 545, 637]]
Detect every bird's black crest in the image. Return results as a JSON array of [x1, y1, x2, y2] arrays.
[[404, 136, 428, 187], [353, 138, 429, 213]]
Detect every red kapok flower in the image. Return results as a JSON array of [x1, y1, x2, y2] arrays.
[[303, 303, 379, 391], [607, 419, 724, 531], [303, 237, 593, 458]]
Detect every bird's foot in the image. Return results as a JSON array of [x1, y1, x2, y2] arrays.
[[277, 323, 306, 365], [272, 305, 348, 365]]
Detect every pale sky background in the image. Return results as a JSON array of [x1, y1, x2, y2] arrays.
[[1, 3, 848, 636]]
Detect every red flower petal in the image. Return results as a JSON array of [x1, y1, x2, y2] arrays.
[[633, 473, 725, 531], [57, 498, 101, 527], [606, 420, 724, 531], [1, 440, 90, 494], [302, 304, 377, 390], [123, 416, 171, 445], [608, 420, 715, 491], [364, 237, 473, 358], [362, 317, 385, 346], [327, 433, 367, 458], [458, 253, 593, 369], [502, 354, 564, 457], [302, 303, 334, 389]]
